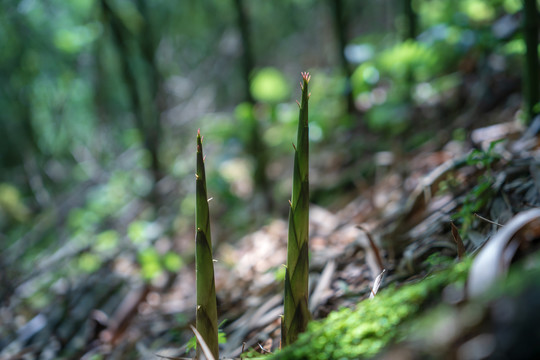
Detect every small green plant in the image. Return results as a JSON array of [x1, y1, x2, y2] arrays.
[[283, 72, 311, 346], [195, 129, 220, 359], [186, 320, 228, 354], [453, 140, 504, 235], [466, 140, 503, 169]]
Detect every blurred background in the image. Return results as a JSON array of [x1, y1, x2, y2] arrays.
[[0, 0, 535, 358]]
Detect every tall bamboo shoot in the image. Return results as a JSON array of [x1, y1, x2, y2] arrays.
[[195, 130, 219, 359], [283, 72, 311, 346]]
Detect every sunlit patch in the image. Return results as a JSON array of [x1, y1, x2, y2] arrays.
[[250, 67, 290, 103], [309, 123, 323, 142], [461, 0, 495, 22], [219, 158, 254, 199]]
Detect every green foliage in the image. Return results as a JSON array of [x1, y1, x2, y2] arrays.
[[0, 183, 30, 223], [351, 63, 380, 95], [366, 102, 410, 135], [452, 140, 504, 234], [138, 248, 162, 280], [377, 40, 441, 81], [78, 252, 101, 273], [274, 265, 287, 282], [423, 252, 454, 271], [348, 0, 524, 137], [250, 67, 291, 104], [272, 261, 470, 360], [186, 321, 228, 354], [466, 140, 504, 169], [163, 251, 183, 272], [94, 230, 119, 253], [241, 350, 269, 359], [350, 38, 447, 135], [87, 354, 104, 360]]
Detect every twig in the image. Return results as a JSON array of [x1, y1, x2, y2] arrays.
[[257, 343, 272, 354], [474, 213, 504, 227], [154, 354, 189, 360]]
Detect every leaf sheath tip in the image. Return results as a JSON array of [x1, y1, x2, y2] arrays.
[[301, 71, 311, 83]]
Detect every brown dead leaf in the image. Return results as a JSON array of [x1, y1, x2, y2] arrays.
[[357, 225, 385, 273], [450, 222, 466, 260]]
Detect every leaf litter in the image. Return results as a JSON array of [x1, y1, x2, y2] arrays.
[[4, 121, 540, 359]]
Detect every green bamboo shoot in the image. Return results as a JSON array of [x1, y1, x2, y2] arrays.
[[195, 130, 219, 359], [283, 72, 311, 346]]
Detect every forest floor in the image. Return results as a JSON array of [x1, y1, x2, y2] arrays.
[[2, 78, 540, 360]]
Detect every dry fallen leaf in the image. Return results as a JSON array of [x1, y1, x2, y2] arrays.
[[450, 222, 466, 260], [467, 208, 540, 298], [357, 225, 385, 274], [190, 325, 216, 360], [370, 269, 386, 299]]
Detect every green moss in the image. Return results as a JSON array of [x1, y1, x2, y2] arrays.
[[272, 260, 470, 360]]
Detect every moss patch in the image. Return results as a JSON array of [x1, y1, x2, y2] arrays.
[[271, 260, 470, 360]]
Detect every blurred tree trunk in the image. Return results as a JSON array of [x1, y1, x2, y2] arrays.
[[234, 0, 254, 105], [135, 0, 163, 187], [233, 0, 274, 213], [328, 0, 356, 115], [523, 0, 539, 123], [6, 17, 51, 208], [402, 0, 418, 104], [403, 0, 417, 40], [100, 0, 162, 198]]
